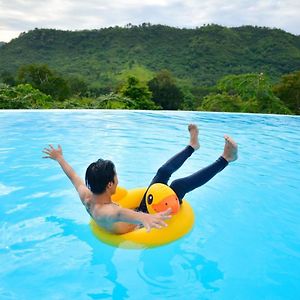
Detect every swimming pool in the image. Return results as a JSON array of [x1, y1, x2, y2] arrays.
[[0, 110, 299, 300]]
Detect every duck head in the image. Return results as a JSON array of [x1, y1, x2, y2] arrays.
[[145, 183, 180, 215]]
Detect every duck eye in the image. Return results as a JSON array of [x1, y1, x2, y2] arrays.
[[147, 194, 153, 205]]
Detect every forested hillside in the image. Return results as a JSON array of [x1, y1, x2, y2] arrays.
[[0, 24, 299, 113], [0, 24, 299, 90]]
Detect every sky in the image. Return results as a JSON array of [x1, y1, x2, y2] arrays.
[[0, 0, 299, 42]]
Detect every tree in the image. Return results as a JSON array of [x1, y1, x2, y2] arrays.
[[0, 83, 53, 109], [273, 70, 300, 114], [17, 64, 71, 101], [199, 93, 244, 112], [180, 88, 197, 110], [121, 76, 160, 109], [68, 76, 88, 97], [96, 92, 136, 109], [0, 71, 16, 86], [148, 70, 184, 110], [217, 73, 273, 101], [214, 73, 291, 114], [47, 76, 71, 101]]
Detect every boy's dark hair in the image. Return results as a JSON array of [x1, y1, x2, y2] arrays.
[[85, 159, 116, 194]]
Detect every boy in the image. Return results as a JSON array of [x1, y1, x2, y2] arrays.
[[43, 124, 237, 234]]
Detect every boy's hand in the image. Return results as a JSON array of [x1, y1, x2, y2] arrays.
[[141, 207, 172, 232], [42, 144, 63, 161]]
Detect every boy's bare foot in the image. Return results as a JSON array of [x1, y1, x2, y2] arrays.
[[222, 135, 238, 162], [188, 124, 200, 150]]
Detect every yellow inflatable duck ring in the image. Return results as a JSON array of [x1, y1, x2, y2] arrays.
[[90, 184, 195, 249]]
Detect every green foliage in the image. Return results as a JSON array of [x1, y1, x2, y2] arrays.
[[44, 93, 136, 109], [199, 93, 244, 112], [0, 83, 53, 108], [148, 70, 184, 110], [190, 85, 216, 101], [16, 64, 89, 101], [0, 68, 293, 114], [199, 92, 291, 114], [256, 96, 291, 114], [217, 73, 274, 101], [0, 71, 16, 86], [68, 76, 88, 97], [121, 76, 160, 109], [273, 70, 300, 114], [96, 93, 136, 109], [200, 73, 292, 114], [179, 89, 197, 111], [116, 64, 154, 84], [17, 64, 71, 101]]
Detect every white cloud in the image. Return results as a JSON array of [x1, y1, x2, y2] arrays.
[[0, 0, 299, 42]]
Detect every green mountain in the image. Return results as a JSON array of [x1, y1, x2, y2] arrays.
[[0, 42, 6, 48], [0, 24, 299, 89]]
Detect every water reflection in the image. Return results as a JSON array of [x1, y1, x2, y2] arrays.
[[105, 243, 223, 299]]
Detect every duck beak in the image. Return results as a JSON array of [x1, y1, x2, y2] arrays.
[[152, 194, 180, 215]]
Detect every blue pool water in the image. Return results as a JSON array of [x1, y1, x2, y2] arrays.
[[0, 110, 299, 300]]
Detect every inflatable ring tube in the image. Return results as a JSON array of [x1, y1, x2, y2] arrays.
[[90, 185, 195, 249]]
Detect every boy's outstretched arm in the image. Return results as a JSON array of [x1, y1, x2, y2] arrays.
[[42, 145, 89, 203], [99, 205, 172, 232]]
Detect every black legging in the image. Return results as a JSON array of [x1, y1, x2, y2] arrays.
[[137, 145, 228, 213]]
